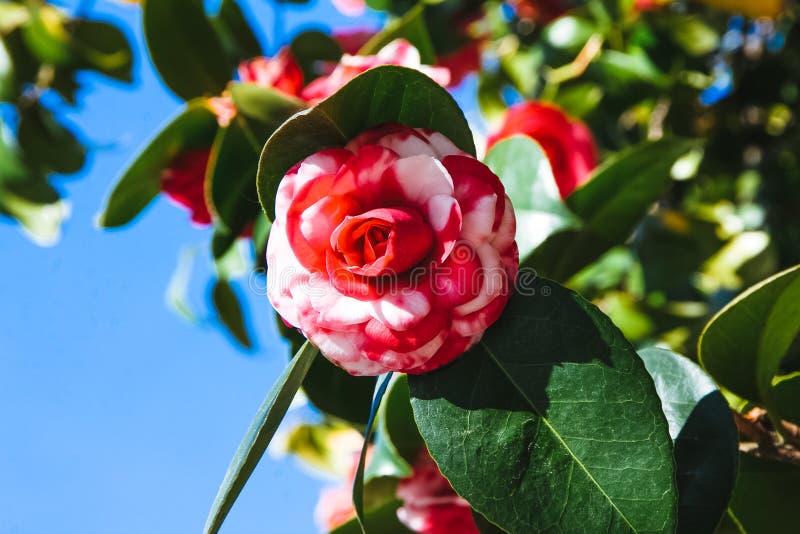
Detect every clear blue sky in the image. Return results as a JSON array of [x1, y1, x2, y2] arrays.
[[0, 1, 384, 533]]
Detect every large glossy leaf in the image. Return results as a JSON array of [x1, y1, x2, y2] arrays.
[[526, 138, 696, 281], [639, 348, 738, 534], [98, 100, 218, 228], [203, 341, 319, 534], [258, 65, 475, 220], [359, 3, 436, 64], [483, 136, 581, 258], [699, 265, 800, 424], [207, 117, 261, 238], [143, 0, 230, 101], [727, 453, 800, 533], [409, 281, 676, 533], [211, 0, 262, 66]]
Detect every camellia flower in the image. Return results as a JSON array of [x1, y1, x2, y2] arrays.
[[332, 0, 367, 17], [267, 123, 518, 376], [301, 40, 451, 104], [160, 148, 213, 226], [437, 41, 482, 88], [396, 450, 479, 534], [487, 101, 598, 199], [209, 48, 304, 127], [315, 447, 478, 534]]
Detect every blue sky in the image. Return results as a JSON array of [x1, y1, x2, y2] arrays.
[[0, 1, 383, 533]]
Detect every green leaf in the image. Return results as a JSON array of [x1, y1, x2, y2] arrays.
[[18, 102, 85, 175], [207, 117, 261, 237], [21, 5, 73, 65], [359, 3, 436, 65], [592, 48, 670, 94], [143, 0, 230, 101], [472, 510, 507, 534], [770, 373, 800, 425], [0, 119, 29, 180], [258, 65, 474, 220], [212, 278, 252, 349], [542, 16, 597, 53], [0, 3, 29, 34], [366, 375, 422, 482], [699, 265, 800, 425], [306, 357, 377, 427], [252, 212, 271, 271], [552, 82, 604, 118], [229, 83, 305, 127], [727, 453, 800, 533], [70, 19, 133, 82], [289, 30, 342, 83], [409, 281, 677, 533], [0, 180, 68, 246], [654, 14, 720, 57], [212, 0, 262, 66], [526, 138, 696, 280], [639, 348, 738, 534], [275, 313, 376, 426], [483, 136, 581, 258], [98, 100, 218, 228], [203, 341, 319, 534], [354, 373, 393, 532]]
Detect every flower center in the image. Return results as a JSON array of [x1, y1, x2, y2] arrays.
[[330, 207, 434, 277]]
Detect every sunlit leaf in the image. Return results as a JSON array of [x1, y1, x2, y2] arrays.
[[98, 100, 218, 228], [640, 347, 738, 533], [203, 341, 319, 534], [410, 281, 676, 533]]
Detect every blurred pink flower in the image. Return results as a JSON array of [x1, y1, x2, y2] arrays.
[[332, 0, 367, 17], [397, 450, 479, 534], [487, 101, 598, 199], [314, 447, 479, 533], [300, 39, 451, 104], [210, 48, 304, 127]]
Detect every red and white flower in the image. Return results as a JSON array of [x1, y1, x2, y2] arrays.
[[301, 39, 451, 104], [267, 123, 518, 376], [209, 48, 304, 127], [487, 101, 598, 199], [315, 446, 478, 534], [397, 450, 479, 534]]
